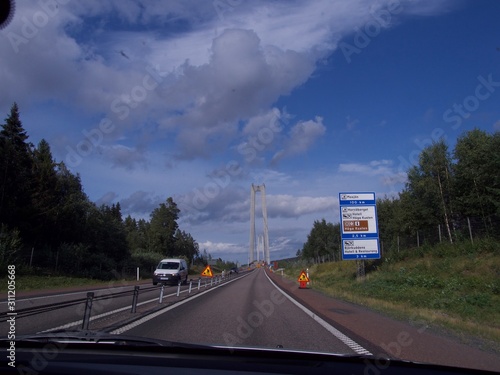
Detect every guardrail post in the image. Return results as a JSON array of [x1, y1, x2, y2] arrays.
[[210, 277, 213, 286], [131, 286, 139, 313], [198, 278, 201, 290], [176, 281, 181, 297], [159, 284, 165, 304], [82, 292, 94, 330], [188, 280, 192, 294]]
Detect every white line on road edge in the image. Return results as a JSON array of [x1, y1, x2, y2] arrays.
[[39, 274, 251, 333], [110, 273, 253, 335], [264, 271, 372, 356], [38, 296, 159, 333]]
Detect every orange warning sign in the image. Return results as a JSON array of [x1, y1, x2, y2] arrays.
[[201, 265, 213, 277], [297, 270, 309, 282]]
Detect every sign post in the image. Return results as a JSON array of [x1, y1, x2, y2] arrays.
[[339, 192, 380, 261]]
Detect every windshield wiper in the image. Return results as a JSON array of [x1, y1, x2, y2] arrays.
[[2, 329, 208, 348]]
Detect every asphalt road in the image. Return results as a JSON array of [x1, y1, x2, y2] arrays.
[[0, 278, 205, 336], [2, 268, 499, 372], [118, 268, 364, 354]]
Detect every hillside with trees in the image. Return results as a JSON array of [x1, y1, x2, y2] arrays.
[[290, 129, 500, 344], [300, 129, 500, 263], [0, 103, 200, 279]]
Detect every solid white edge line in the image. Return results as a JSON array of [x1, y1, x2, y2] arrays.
[[39, 274, 251, 334], [264, 271, 372, 356], [110, 272, 253, 335]]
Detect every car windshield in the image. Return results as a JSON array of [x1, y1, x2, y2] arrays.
[[0, 0, 499, 373], [158, 263, 178, 270]]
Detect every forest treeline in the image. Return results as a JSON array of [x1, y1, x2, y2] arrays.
[[299, 128, 500, 262], [0, 103, 200, 279]]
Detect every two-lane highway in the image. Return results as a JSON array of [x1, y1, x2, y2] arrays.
[[115, 268, 369, 354], [0, 277, 231, 336], [2, 268, 499, 372]]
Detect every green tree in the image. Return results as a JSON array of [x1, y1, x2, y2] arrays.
[[53, 162, 91, 245], [149, 197, 180, 256], [489, 132, 500, 217], [0, 225, 22, 274], [31, 139, 59, 245], [174, 229, 199, 264], [0, 103, 34, 237], [82, 203, 129, 278], [376, 195, 404, 252], [302, 219, 340, 262], [453, 129, 499, 227], [403, 140, 454, 243]]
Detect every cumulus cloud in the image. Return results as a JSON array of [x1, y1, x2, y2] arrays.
[[0, 0, 459, 263], [338, 159, 407, 188], [95, 191, 119, 207], [339, 159, 394, 175], [156, 28, 316, 160], [199, 240, 246, 255], [494, 120, 500, 131], [0, 0, 455, 164], [97, 144, 148, 170], [120, 190, 163, 217], [267, 194, 336, 218], [271, 117, 326, 164]]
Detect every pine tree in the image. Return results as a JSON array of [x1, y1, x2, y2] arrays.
[[31, 139, 59, 245], [0, 103, 34, 236]]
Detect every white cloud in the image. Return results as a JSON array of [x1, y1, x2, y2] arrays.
[[494, 120, 500, 131], [339, 159, 394, 175], [267, 194, 336, 218], [1, 0, 454, 164], [338, 160, 407, 193], [97, 144, 147, 170], [0, 0, 459, 265], [120, 190, 163, 218], [199, 240, 246, 255], [272, 117, 326, 164]]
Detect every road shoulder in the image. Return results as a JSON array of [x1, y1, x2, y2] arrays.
[[265, 268, 500, 372]]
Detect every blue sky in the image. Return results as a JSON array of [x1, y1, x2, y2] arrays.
[[1, 0, 499, 264]]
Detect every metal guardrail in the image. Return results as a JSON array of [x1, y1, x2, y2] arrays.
[[0, 271, 247, 328]]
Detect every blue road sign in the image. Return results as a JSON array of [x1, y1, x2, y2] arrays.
[[339, 192, 380, 260]]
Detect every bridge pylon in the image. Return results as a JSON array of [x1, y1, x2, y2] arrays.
[[249, 184, 270, 265]]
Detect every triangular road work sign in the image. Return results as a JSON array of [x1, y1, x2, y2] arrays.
[[201, 265, 213, 277], [297, 270, 309, 282]]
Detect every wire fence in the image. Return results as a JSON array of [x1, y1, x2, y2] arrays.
[[290, 214, 500, 266], [380, 214, 500, 256]]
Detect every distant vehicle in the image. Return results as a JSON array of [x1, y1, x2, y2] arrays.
[[153, 259, 188, 285], [229, 267, 239, 274]]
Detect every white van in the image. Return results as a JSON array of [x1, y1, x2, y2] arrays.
[[152, 258, 188, 285]]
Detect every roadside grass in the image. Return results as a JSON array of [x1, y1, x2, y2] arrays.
[[0, 264, 213, 293], [281, 238, 500, 350], [0, 275, 128, 293]]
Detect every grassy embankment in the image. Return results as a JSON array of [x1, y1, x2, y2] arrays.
[[0, 264, 225, 293], [0, 275, 113, 293], [281, 238, 500, 350]]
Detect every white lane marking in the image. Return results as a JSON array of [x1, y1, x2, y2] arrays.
[[38, 277, 247, 332], [38, 295, 159, 333], [264, 271, 372, 356], [110, 273, 252, 335]]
